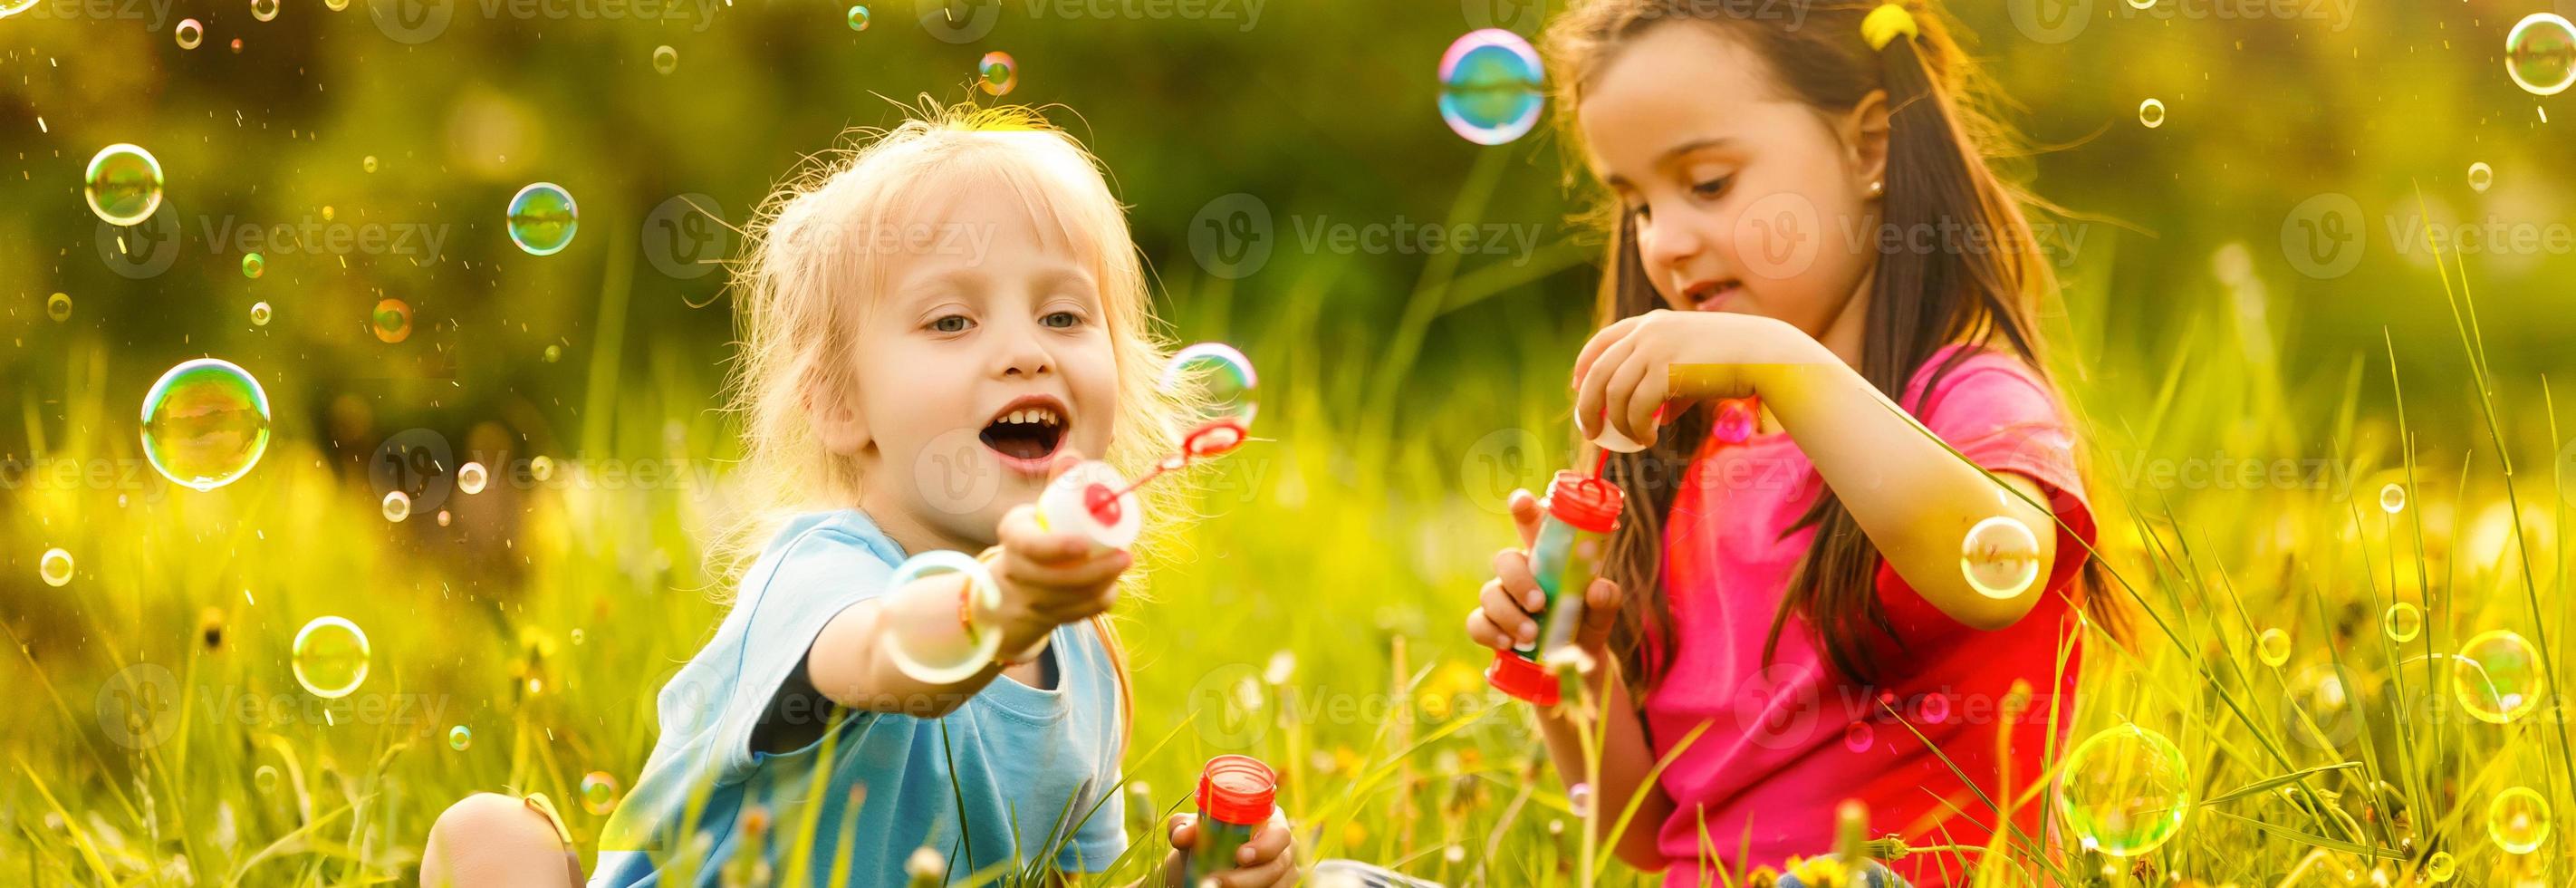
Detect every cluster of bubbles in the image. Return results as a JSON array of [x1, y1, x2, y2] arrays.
[[290, 616, 371, 699], [2488, 786, 2552, 854], [581, 771, 621, 815], [47, 292, 71, 322], [978, 52, 1017, 96], [2055, 724, 2191, 856], [1437, 30, 1544, 146], [39, 547, 74, 586], [374, 298, 412, 343], [652, 45, 677, 75], [84, 144, 164, 227], [847, 5, 868, 30], [2255, 627, 2292, 667], [2383, 601, 2421, 642], [140, 359, 272, 491], [506, 183, 579, 256], [2468, 161, 2494, 194], [2453, 629, 2542, 723], [2138, 98, 2167, 129], [2504, 13, 2575, 97], [241, 252, 264, 279], [1960, 516, 2042, 599]]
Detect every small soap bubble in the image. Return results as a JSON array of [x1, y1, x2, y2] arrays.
[[381, 491, 410, 523], [543, 344, 562, 363], [1162, 343, 1260, 430], [651, 45, 677, 75], [435, 509, 450, 527], [250, 302, 272, 326], [175, 18, 202, 49], [1918, 691, 1952, 724], [47, 292, 71, 323], [2504, 13, 2575, 97], [325, 0, 347, 9], [2056, 724, 2192, 856], [1567, 783, 1594, 817], [291, 616, 370, 699], [847, 5, 868, 30], [447, 725, 472, 751], [254, 766, 279, 795], [2488, 787, 2552, 854], [2379, 482, 2406, 514], [2468, 162, 2494, 194], [142, 359, 272, 491], [2425, 851, 2456, 882], [84, 144, 164, 227], [457, 461, 488, 495], [1437, 29, 1544, 145], [572, 628, 586, 646], [581, 771, 620, 815], [506, 182, 579, 256], [2138, 98, 2167, 128], [530, 456, 555, 481], [2384, 603, 2422, 642], [241, 252, 264, 279], [977, 52, 1017, 96], [1714, 398, 1758, 444], [2257, 627, 2292, 667], [250, 0, 277, 21], [2455, 629, 2544, 724], [1843, 720, 1874, 753], [361, 155, 378, 173], [1961, 516, 2042, 599], [372, 298, 411, 343], [39, 547, 73, 586]]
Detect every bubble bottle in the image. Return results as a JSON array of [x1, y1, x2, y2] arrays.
[[1186, 755, 1278, 882], [1486, 468, 1627, 707]]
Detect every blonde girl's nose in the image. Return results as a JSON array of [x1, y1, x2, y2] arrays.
[[995, 325, 1054, 379]]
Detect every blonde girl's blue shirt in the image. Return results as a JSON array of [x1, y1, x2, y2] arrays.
[[590, 509, 1128, 886]]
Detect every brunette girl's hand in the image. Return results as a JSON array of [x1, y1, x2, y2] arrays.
[[1571, 310, 1821, 449], [1462, 488, 1627, 659]]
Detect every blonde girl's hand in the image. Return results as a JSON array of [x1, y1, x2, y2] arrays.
[[1163, 810, 1299, 887], [1571, 310, 1819, 449], [989, 449, 1131, 650], [1462, 489, 1628, 659]]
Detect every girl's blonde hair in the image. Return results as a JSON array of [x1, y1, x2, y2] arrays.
[[721, 101, 1199, 734]]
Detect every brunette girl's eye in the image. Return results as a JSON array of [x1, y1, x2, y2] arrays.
[[1691, 176, 1733, 199], [929, 314, 972, 333]]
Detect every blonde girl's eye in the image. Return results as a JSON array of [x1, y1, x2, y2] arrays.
[[1040, 310, 1082, 330], [928, 314, 974, 333]]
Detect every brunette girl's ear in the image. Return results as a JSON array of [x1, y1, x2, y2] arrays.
[[807, 366, 870, 457], [1843, 89, 1894, 199]]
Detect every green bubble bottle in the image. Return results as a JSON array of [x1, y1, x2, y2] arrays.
[[1185, 755, 1276, 881], [1485, 469, 1627, 707]]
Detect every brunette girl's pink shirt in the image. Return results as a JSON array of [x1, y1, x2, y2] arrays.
[[1645, 345, 2095, 888]]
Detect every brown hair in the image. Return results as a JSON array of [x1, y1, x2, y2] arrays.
[[1546, 1, 2120, 690]]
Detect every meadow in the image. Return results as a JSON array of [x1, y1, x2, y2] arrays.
[[8, 1, 2576, 886]]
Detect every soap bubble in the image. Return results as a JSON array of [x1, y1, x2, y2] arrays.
[[457, 461, 488, 495], [447, 725, 472, 751], [1843, 720, 1873, 752], [47, 293, 71, 322], [175, 18, 202, 49], [254, 766, 279, 795], [2488, 787, 2552, 854], [291, 616, 370, 699], [1162, 343, 1260, 430], [651, 45, 676, 75], [2138, 98, 2167, 128], [881, 551, 1006, 682], [1961, 516, 2042, 599], [581, 771, 620, 815], [2379, 482, 2406, 514], [250, 302, 272, 326], [372, 298, 411, 343], [2384, 602, 2422, 642], [506, 182, 579, 256], [543, 344, 562, 363], [84, 144, 165, 227], [977, 52, 1017, 96], [1714, 398, 1758, 444], [847, 5, 868, 29], [2455, 629, 2544, 724], [2055, 724, 2191, 856], [530, 456, 555, 481], [2425, 851, 2456, 882], [1437, 29, 1543, 145], [381, 490, 410, 523], [241, 252, 264, 279], [229, 37, 240, 53], [435, 510, 450, 527], [362, 155, 378, 173], [2468, 162, 2494, 194], [141, 358, 272, 491], [1568, 783, 1594, 817], [250, 0, 277, 21], [2256, 628, 2291, 667], [2504, 14, 2575, 97], [1918, 691, 1951, 725], [38, 547, 73, 586]]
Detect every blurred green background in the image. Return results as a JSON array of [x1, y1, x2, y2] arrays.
[[6, 0, 2576, 884]]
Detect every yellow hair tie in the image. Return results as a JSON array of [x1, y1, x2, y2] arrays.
[[1861, 3, 1919, 52]]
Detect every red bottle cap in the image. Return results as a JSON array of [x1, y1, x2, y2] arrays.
[[1545, 470, 1625, 535], [1485, 650, 1560, 707], [1196, 755, 1277, 825]]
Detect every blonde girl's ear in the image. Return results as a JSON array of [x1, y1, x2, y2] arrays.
[[1841, 89, 1893, 201], [804, 362, 870, 457]]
